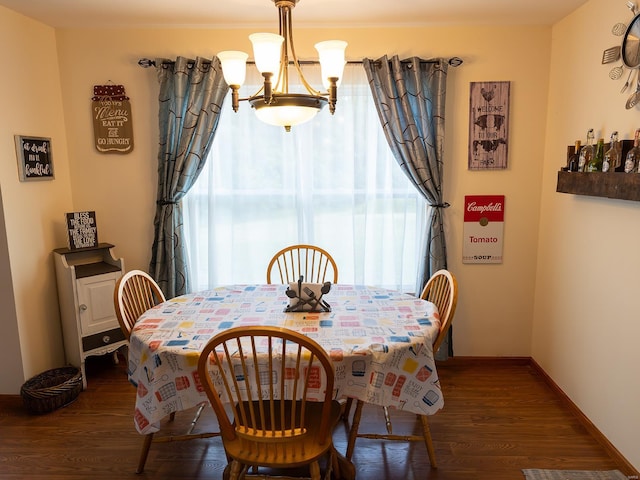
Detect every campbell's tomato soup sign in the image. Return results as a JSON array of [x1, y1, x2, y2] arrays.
[[462, 195, 504, 264]]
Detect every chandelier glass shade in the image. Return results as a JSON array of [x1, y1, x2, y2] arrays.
[[217, 0, 347, 131]]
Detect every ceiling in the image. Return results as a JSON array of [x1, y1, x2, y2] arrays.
[[0, 0, 590, 28]]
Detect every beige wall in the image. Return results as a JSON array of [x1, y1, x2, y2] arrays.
[[0, 0, 637, 472], [0, 6, 73, 392], [53, 24, 551, 361], [536, 0, 640, 469]]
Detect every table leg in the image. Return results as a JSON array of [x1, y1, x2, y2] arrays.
[[331, 445, 356, 480]]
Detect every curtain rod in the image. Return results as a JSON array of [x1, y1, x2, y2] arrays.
[[137, 56, 463, 69]]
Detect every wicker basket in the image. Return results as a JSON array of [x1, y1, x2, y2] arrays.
[[20, 366, 83, 414]]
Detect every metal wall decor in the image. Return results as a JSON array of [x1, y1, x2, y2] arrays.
[[604, 1, 640, 108], [462, 195, 505, 264]]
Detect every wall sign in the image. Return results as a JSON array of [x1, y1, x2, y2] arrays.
[[92, 84, 134, 154], [462, 195, 505, 264], [468, 81, 510, 170], [66, 211, 99, 250], [14, 135, 54, 181]]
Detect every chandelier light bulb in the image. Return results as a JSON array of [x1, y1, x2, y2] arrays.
[[315, 40, 348, 90], [217, 51, 249, 87], [250, 32, 284, 85]]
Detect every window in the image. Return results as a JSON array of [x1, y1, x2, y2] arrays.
[[183, 64, 425, 292]]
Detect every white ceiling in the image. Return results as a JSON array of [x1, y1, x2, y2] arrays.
[[0, 0, 591, 28]]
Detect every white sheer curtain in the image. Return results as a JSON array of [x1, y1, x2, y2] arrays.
[[183, 63, 426, 292]]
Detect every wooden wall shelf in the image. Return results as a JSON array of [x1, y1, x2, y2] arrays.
[[556, 171, 640, 202]]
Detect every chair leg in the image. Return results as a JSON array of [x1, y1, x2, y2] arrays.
[[331, 448, 340, 479], [228, 460, 242, 480], [135, 432, 154, 473], [342, 397, 353, 421], [418, 414, 437, 468], [310, 460, 321, 480], [331, 445, 356, 480], [345, 400, 364, 460]]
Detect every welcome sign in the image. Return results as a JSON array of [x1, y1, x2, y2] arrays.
[[462, 195, 505, 264]]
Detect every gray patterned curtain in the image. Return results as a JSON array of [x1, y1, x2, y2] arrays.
[[149, 56, 228, 298], [363, 55, 451, 357]]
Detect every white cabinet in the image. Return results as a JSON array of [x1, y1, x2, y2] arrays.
[[77, 273, 121, 336], [53, 243, 126, 389]]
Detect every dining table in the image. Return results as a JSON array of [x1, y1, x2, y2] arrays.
[[127, 283, 443, 476]]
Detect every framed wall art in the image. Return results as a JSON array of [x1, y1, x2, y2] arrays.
[[65, 211, 99, 250], [15, 135, 54, 181], [468, 81, 510, 170]]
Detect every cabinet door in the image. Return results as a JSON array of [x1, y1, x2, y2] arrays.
[[77, 272, 121, 337]]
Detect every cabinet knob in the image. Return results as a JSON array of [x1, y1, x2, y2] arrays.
[[79, 304, 88, 311], [102, 335, 111, 344]]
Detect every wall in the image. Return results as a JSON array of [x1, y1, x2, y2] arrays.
[[0, 11, 551, 392], [53, 24, 551, 363], [0, 188, 22, 390], [0, 6, 74, 392], [2, 0, 637, 472], [535, 0, 640, 469]]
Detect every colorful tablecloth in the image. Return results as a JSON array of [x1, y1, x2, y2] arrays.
[[128, 284, 444, 434]]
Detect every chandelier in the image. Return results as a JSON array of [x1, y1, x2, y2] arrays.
[[217, 0, 347, 132]]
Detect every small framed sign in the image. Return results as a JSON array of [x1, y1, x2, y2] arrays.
[[15, 135, 54, 181], [66, 211, 99, 250]]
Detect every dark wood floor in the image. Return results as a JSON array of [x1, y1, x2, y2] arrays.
[[0, 355, 635, 480]]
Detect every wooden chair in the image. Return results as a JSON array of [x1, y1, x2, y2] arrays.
[[344, 269, 458, 468], [114, 269, 166, 340], [114, 269, 218, 473], [266, 245, 338, 284], [197, 326, 342, 480]]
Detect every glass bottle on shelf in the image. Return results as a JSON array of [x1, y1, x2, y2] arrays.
[[587, 138, 604, 172], [602, 131, 620, 173], [614, 132, 623, 172], [578, 128, 594, 172], [568, 140, 581, 172], [624, 129, 640, 173]]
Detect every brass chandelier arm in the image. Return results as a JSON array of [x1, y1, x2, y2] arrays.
[[274, 4, 288, 94], [262, 72, 274, 104], [327, 76, 338, 114], [279, 1, 322, 97]]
